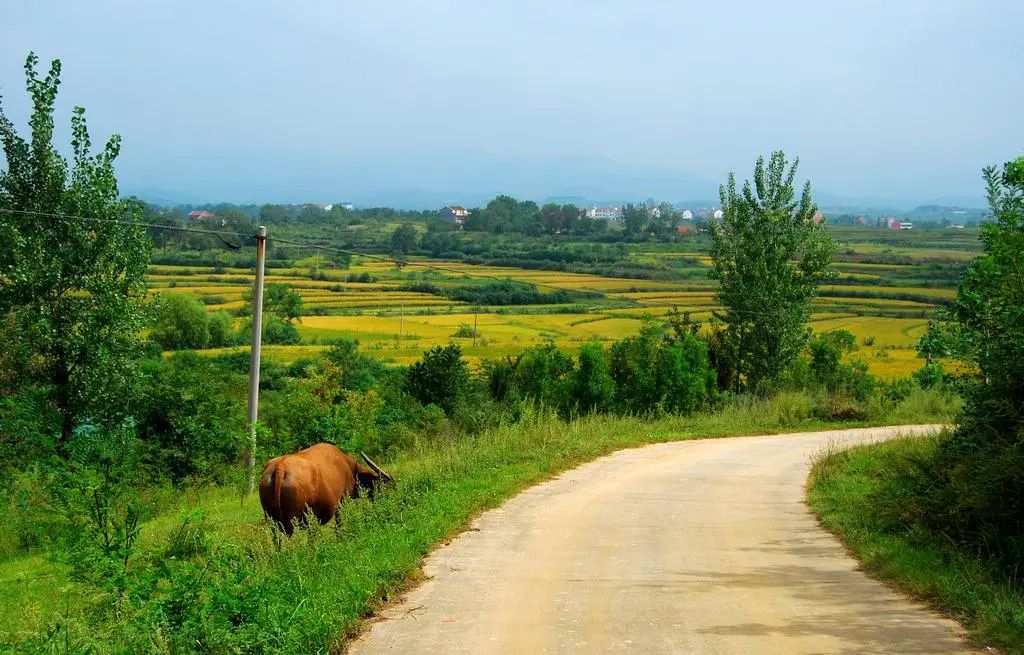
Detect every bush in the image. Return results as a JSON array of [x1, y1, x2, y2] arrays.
[[807, 329, 876, 400], [207, 310, 237, 347], [133, 353, 246, 482], [149, 293, 211, 350], [503, 343, 574, 412], [259, 316, 301, 345], [569, 343, 615, 414], [609, 322, 717, 414], [405, 345, 470, 415], [452, 324, 477, 338]]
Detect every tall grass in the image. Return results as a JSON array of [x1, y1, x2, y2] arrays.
[[808, 436, 1024, 653], [3, 389, 959, 654]]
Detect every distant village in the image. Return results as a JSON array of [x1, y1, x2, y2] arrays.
[[181, 201, 976, 233]]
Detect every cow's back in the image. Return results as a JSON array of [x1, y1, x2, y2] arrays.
[[258, 443, 358, 533]]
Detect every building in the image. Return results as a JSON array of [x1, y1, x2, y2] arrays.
[[812, 212, 826, 225], [712, 209, 724, 220], [585, 206, 623, 221], [438, 205, 470, 227], [681, 209, 694, 221], [676, 225, 694, 234], [899, 221, 914, 230], [187, 210, 216, 222]]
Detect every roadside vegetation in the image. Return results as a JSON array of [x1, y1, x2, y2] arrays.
[[0, 51, 989, 654], [809, 155, 1024, 653]]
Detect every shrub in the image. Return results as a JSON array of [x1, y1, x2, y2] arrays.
[[504, 343, 574, 412], [149, 293, 211, 350], [207, 310, 237, 347], [807, 329, 876, 400], [570, 343, 615, 414], [405, 345, 470, 415], [133, 353, 246, 482]]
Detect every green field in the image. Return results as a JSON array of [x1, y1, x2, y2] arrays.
[[151, 226, 978, 378]]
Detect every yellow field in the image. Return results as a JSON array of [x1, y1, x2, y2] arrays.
[[150, 255, 953, 379]]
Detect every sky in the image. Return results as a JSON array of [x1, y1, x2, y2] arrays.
[[2, 0, 1022, 208]]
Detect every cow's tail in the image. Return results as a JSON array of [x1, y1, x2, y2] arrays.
[[273, 461, 285, 517]]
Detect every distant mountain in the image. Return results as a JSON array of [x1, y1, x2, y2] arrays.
[[118, 150, 987, 212]]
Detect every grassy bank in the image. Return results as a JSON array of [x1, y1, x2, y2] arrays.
[[4, 388, 958, 654], [808, 436, 1024, 654]]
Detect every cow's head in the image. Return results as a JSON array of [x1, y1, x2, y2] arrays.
[[358, 451, 394, 499]]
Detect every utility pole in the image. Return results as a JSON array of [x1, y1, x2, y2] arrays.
[[244, 225, 267, 495]]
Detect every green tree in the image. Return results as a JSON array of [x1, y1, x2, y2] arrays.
[[622, 204, 647, 238], [404, 344, 469, 415], [0, 53, 151, 452], [390, 223, 419, 255], [261, 283, 303, 323], [909, 156, 1024, 577], [609, 323, 662, 412], [539, 203, 563, 234], [206, 310, 236, 347], [710, 151, 835, 391], [570, 343, 615, 413], [506, 343, 574, 410], [149, 293, 210, 350], [560, 204, 580, 234]]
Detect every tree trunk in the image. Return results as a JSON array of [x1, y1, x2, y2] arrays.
[[55, 365, 73, 457]]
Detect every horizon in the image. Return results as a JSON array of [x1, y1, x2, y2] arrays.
[[3, 1, 1023, 209]]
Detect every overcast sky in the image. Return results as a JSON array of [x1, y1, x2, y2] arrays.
[[2, 1, 1022, 207]]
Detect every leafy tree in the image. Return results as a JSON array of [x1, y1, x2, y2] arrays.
[[710, 151, 835, 391], [249, 283, 303, 323], [657, 332, 717, 413], [390, 224, 418, 255], [0, 53, 151, 452], [570, 343, 615, 413], [259, 316, 300, 345], [560, 204, 580, 234], [622, 204, 647, 237], [659, 201, 680, 231], [322, 339, 386, 391], [609, 323, 662, 412], [133, 353, 245, 481], [206, 310, 236, 348], [539, 203, 563, 234], [806, 329, 874, 399], [149, 293, 211, 350], [405, 344, 469, 415], [921, 156, 1024, 572], [505, 343, 574, 410]]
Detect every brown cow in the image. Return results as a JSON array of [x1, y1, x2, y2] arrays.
[[258, 443, 392, 535]]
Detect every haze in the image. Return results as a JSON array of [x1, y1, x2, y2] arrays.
[[2, 0, 1022, 208]]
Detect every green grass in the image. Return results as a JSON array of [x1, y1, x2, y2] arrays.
[[807, 436, 1024, 654], [1, 389, 961, 653]]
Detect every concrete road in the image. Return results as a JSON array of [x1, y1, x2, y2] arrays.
[[350, 425, 978, 654]]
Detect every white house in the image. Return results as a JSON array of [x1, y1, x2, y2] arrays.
[[681, 209, 694, 220], [712, 209, 724, 220], [586, 206, 623, 221], [438, 205, 470, 227]]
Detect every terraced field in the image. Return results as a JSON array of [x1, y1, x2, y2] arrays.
[[154, 227, 980, 378]]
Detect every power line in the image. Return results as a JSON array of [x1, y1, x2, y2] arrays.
[[0, 206, 256, 241]]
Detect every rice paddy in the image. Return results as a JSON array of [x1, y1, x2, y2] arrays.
[[154, 227, 980, 379]]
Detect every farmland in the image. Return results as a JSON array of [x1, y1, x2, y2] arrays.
[[155, 225, 979, 378]]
